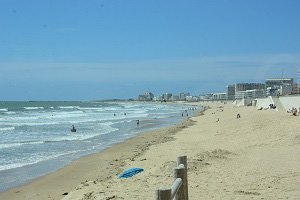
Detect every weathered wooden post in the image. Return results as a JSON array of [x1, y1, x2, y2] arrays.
[[155, 156, 188, 200], [176, 156, 188, 200], [174, 164, 185, 200], [171, 178, 183, 199], [156, 188, 171, 200]]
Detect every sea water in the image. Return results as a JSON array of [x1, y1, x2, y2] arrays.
[[0, 101, 199, 192]]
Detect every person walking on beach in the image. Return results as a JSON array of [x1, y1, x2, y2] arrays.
[[136, 120, 140, 127]]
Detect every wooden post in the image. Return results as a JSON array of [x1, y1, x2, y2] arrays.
[[177, 156, 187, 168], [174, 164, 185, 200], [156, 188, 171, 200], [177, 156, 188, 200], [171, 178, 183, 199]]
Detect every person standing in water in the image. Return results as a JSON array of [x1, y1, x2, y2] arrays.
[[71, 125, 76, 132]]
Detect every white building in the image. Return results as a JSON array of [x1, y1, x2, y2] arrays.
[[235, 89, 266, 99], [186, 96, 199, 102], [179, 92, 190, 101], [162, 93, 172, 101], [280, 84, 293, 96], [213, 93, 227, 100], [138, 92, 154, 101], [265, 78, 293, 96], [171, 95, 180, 101]]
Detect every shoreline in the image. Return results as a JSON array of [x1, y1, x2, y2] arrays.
[[1, 101, 300, 199], [0, 107, 202, 200]]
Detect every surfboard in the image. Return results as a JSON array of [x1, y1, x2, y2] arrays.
[[118, 168, 144, 178]]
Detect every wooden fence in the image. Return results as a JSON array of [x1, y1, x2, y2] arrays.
[[156, 156, 188, 200]]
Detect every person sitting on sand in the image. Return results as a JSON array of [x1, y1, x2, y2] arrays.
[[293, 108, 298, 116]]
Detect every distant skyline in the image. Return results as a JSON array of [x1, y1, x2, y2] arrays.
[[1, 0, 300, 100]]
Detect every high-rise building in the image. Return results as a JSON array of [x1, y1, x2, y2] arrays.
[[227, 83, 265, 100], [265, 78, 294, 96], [265, 78, 293, 88], [162, 93, 172, 101], [235, 83, 265, 92], [235, 89, 266, 99], [138, 92, 154, 101], [226, 85, 235, 100]]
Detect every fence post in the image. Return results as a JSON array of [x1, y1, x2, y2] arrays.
[[174, 164, 185, 200], [177, 156, 188, 200], [156, 188, 171, 200]]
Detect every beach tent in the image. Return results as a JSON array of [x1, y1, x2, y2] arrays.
[[255, 96, 275, 109]]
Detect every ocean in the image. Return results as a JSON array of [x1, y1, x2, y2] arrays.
[[0, 101, 199, 192]]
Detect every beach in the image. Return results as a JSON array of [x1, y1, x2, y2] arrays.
[[1, 102, 300, 199]]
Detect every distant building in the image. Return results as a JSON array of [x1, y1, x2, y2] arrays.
[[292, 83, 300, 94], [162, 93, 172, 101], [226, 84, 235, 100], [154, 95, 163, 101], [226, 83, 265, 100], [235, 89, 266, 99], [280, 84, 293, 96], [171, 95, 180, 101], [186, 96, 199, 102], [213, 93, 227, 100], [265, 78, 293, 88], [205, 93, 214, 100], [235, 83, 265, 92], [265, 78, 294, 96], [179, 92, 190, 101], [138, 92, 154, 101]]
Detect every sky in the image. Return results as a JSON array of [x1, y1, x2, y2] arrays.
[[0, 0, 300, 100]]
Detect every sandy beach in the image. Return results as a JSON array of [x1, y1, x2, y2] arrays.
[[1, 102, 300, 199]]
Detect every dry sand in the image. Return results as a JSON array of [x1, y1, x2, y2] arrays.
[[1, 102, 300, 200]]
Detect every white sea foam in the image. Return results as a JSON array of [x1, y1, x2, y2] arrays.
[[0, 141, 44, 150], [0, 150, 81, 171], [44, 122, 119, 142], [0, 121, 59, 126], [77, 107, 104, 111], [0, 163, 27, 171], [42, 111, 87, 119], [58, 106, 80, 109], [0, 143, 22, 149], [0, 127, 15, 132], [0, 110, 89, 126], [0, 108, 8, 112], [2, 111, 16, 115], [24, 107, 44, 110]]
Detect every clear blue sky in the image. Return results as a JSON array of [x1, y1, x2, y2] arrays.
[[0, 0, 300, 100]]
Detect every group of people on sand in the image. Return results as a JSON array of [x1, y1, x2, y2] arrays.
[[257, 104, 277, 110], [287, 107, 300, 116]]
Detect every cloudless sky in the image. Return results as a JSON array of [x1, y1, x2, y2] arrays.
[[0, 0, 300, 100]]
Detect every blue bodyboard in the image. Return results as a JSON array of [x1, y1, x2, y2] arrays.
[[118, 168, 144, 178]]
